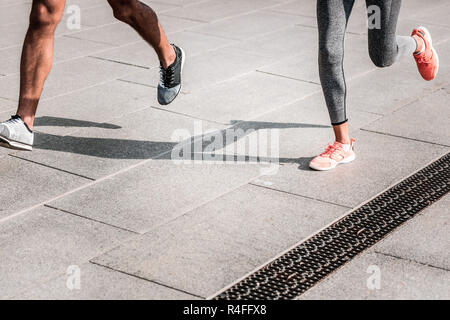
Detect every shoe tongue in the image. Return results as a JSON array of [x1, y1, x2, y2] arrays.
[[11, 115, 21, 120], [333, 141, 343, 148]]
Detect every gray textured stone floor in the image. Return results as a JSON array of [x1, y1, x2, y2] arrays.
[[0, 0, 449, 300]]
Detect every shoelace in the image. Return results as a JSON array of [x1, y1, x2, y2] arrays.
[[5, 116, 22, 126], [320, 143, 343, 159], [415, 32, 432, 64], [417, 52, 432, 64], [160, 64, 176, 88]]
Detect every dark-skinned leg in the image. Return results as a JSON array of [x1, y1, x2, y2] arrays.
[[17, 0, 66, 130]]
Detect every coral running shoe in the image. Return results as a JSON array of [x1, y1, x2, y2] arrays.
[[412, 26, 439, 81], [309, 139, 355, 171]]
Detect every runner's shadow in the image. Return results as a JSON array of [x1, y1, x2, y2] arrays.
[[34, 116, 121, 129], [33, 117, 329, 167]]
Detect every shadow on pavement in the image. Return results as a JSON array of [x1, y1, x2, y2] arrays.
[[32, 117, 328, 168]]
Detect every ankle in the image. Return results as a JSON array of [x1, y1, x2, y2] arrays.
[[413, 35, 425, 54], [336, 138, 351, 145], [17, 114, 34, 131], [160, 45, 176, 69]]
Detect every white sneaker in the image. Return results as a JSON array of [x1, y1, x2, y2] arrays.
[[0, 115, 34, 151]]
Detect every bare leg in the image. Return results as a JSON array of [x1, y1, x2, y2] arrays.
[[17, 0, 66, 130], [107, 0, 175, 68], [332, 122, 351, 145]]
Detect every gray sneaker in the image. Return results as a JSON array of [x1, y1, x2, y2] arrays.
[[158, 44, 185, 105], [0, 115, 34, 151]]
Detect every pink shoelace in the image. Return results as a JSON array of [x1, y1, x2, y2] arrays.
[[320, 142, 344, 160]]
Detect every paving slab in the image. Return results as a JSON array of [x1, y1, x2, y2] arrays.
[[347, 58, 446, 116], [258, 33, 375, 85], [15, 107, 224, 179], [214, 92, 380, 161], [91, 30, 237, 69], [0, 206, 133, 299], [0, 36, 114, 76], [0, 57, 143, 102], [65, 15, 203, 47], [267, 0, 319, 18], [0, 156, 89, 221], [226, 25, 317, 60], [252, 130, 448, 208], [74, 2, 178, 28], [0, 97, 14, 113], [127, 71, 321, 125], [162, 0, 285, 23], [374, 194, 450, 271], [47, 156, 264, 233], [91, 184, 348, 298], [0, 23, 28, 49], [299, 251, 450, 300], [406, 2, 450, 28], [188, 10, 305, 41], [363, 87, 450, 147], [434, 39, 450, 77], [26, 80, 160, 136], [120, 46, 277, 94], [0, 2, 31, 27], [19, 262, 197, 300]]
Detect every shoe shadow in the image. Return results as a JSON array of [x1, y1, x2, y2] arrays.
[[33, 117, 329, 169]]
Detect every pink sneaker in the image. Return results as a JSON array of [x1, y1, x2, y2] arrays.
[[309, 139, 356, 171]]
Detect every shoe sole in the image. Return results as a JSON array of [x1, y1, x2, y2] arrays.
[[417, 26, 439, 80], [0, 135, 32, 151], [309, 153, 356, 171], [158, 46, 186, 106]]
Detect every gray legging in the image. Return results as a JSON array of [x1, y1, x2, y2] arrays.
[[317, 0, 417, 125]]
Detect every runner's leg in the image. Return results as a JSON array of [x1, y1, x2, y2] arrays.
[[107, 0, 185, 105], [17, 0, 66, 130], [366, 0, 416, 67]]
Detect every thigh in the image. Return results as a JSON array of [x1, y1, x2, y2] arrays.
[[317, 0, 355, 50], [366, 0, 402, 48]]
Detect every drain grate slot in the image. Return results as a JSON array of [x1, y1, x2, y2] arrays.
[[215, 153, 450, 300]]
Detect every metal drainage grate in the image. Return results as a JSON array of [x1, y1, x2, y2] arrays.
[[215, 153, 450, 300]]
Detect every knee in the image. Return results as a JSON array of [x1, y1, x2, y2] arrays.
[[108, 0, 138, 23], [319, 44, 344, 67], [29, 1, 64, 32], [370, 55, 395, 68], [369, 48, 395, 68]]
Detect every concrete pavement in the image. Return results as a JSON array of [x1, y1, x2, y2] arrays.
[[0, 0, 449, 300]]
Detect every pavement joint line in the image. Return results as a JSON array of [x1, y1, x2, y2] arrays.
[[1, 37, 144, 78], [149, 105, 228, 126], [159, 13, 208, 24], [188, 21, 305, 43], [8, 154, 96, 181], [116, 78, 159, 89], [0, 156, 165, 225], [207, 151, 450, 299], [88, 56, 151, 69], [255, 70, 321, 85], [44, 204, 140, 235], [89, 260, 205, 299], [248, 183, 353, 210], [63, 33, 125, 48], [374, 251, 450, 273], [0, 122, 234, 226], [13, 104, 154, 146], [360, 129, 450, 148], [160, 2, 297, 26]]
